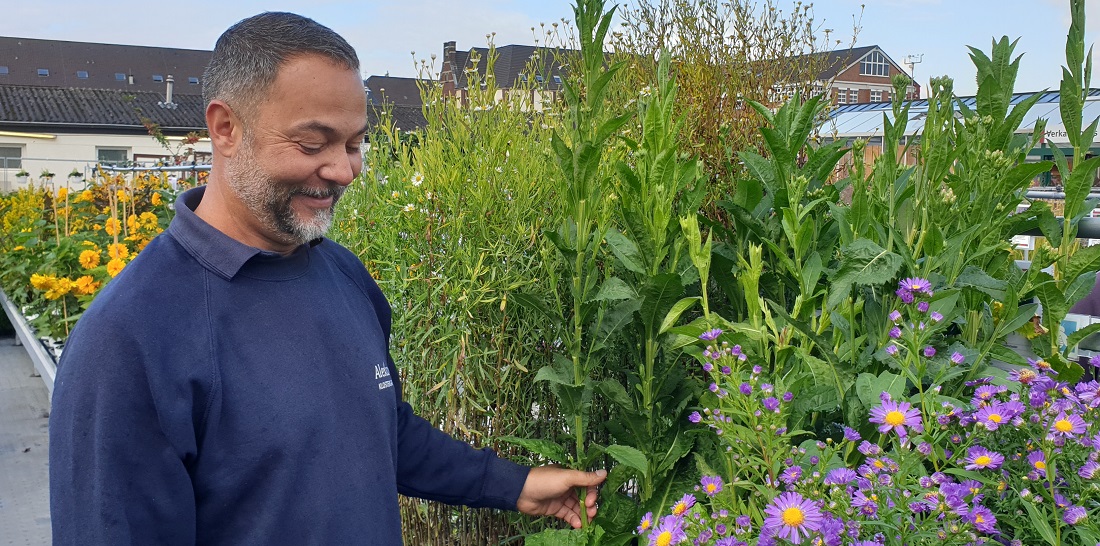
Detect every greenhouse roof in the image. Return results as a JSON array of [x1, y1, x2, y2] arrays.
[[823, 89, 1100, 145]]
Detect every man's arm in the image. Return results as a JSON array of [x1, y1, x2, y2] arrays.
[[50, 314, 198, 545]]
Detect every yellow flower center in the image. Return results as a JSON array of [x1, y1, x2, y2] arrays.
[[884, 410, 906, 426], [873, 460, 885, 469], [656, 531, 673, 546], [987, 414, 1002, 423], [672, 502, 688, 516], [975, 455, 992, 466], [639, 520, 651, 532], [705, 484, 717, 493], [1055, 419, 1073, 433], [1035, 461, 1046, 470], [782, 507, 806, 527], [975, 514, 985, 524]]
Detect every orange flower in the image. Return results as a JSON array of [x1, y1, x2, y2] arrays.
[[30, 273, 54, 290], [106, 258, 125, 278], [79, 249, 101, 269], [72, 275, 100, 296], [104, 217, 121, 236], [44, 277, 72, 300], [107, 242, 130, 260], [151, 192, 163, 206]]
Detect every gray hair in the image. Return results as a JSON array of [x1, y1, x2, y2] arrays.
[[202, 12, 359, 117]]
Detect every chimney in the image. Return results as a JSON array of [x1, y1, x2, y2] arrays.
[[441, 41, 457, 97], [127, 74, 134, 85], [166, 75, 174, 104]]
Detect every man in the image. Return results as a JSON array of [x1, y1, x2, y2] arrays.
[[49, 12, 604, 545]]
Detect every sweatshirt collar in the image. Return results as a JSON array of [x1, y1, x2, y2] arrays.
[[168, 186, 317, 281]]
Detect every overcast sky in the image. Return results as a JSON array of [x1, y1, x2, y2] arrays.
[[3, 0, 1098, 97]]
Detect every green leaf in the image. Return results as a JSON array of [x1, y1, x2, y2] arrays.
[[1023, 501, 1060, 546], [996, 303, 1039, 337], [605, 444, 650, 478], [525, 527, 602, 546], [659, 297, 700, 335], [1067, 322, 1100, 350], [1066, 244, 1100, 285], [597, 378, 632, 409], [954, 266, 1007, 301], [828, 239, 904, 309], [509, 292, 555, 323], [497, 436, 568, 464], [592, 276, 638, 302], [855, 371, 905, 408], [988, 343, 1029, 368], [639, 273, 683, 335], [604, 229, 646, 275]]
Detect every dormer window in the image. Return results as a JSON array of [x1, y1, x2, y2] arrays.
[[37, 68, 49, 77], [152, 74, 164, 82], [552, 75, 562, 85], [0, 66, 9, 75], [115, 73, 126, 81], [76, 70, 89, 79], [188, 76, 199, 84]]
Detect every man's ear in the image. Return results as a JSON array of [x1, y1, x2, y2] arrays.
[[206, 99, 243, 157]]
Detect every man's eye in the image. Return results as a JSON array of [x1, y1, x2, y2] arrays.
[[300, 144, 323, 154]]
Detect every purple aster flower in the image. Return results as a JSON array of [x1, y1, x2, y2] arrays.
[[739, 382, 752, 395], [709, 383, 719, 393], [888, 326, 902, 339], [721, 365, 732, 375], [974, 403, 1010, 431], [1091, 354, 1100, 368], [670, 493, 695, 516], [761, 383, 774, 394], [843, 426, 861, 442], [889, 310, 902, 323], [917, 442, 932, 456], [1064, 505, 1087, 525], [702, 362, 714, 372], [869, 398, 923, 437], [900, 277, 933, 296], [763, 397, 780, 412], [762, 492, 823, 544], [896, 288, 915, 304], [964, 446, 1004, 470], [1079, 461, 1100, 479], [885, 344, 899, 356], [688, 411, 702, 423], [637, 511, 654, 534], [950, 352, 965, 364], [752, 365, 762, 375], [1009, 367, 1039, 385], [1048, 412, 1087, 440], [700, 475, 722, 497], [700, 328, 723, 341], [930, 311, 943, 322], [827, 466, 858, 484], [780, 465, 803, 484], [648, 515, 687, 546], [923, 346, 936, 358], [962, 505, 997, 533], [735, 514, 751, 528], [858, 441, 881, 456], [851, 490, 879, 518], [783, 391, 793, 402], [917, 301, 930, 313]]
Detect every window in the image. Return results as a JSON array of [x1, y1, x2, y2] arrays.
[[535, 74, 544, 83], [0, 146, 22, 169], [115, 73, 126, 81], [188, 76, 199, 85], [837, 88, 847, 104], [152, 74, 164, 82], [76, 70, 89, 79], [0, 66, 8, 75], [860, 50, 889, 77], [37, 68, 49, 77], [97, 148, 129, 166], [849, 89, 859, 103], [870, 90, 883, 102], [552, 75, 562, 85]]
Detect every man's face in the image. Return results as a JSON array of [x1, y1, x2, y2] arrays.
[[225, 54, 368, 247]]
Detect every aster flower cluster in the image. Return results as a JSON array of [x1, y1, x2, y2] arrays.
[[660, 325, 1100, 544], [883, 278, 961, 388]]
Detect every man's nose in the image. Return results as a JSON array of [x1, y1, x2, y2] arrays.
[[321, 148, 359, 187]]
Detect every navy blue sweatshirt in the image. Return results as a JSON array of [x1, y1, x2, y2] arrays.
[[49, 186, 530, 545]]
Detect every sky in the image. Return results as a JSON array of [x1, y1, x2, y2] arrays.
[[3, 0, 1099, 97]]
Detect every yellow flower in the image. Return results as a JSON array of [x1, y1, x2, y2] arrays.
[[139, 211, 158, 229], [72, 275, 100, 296], [12, 245, 24, 251], [104, 217, 120, 236], [79, 249, 101, 269], [151, 192, 163, 206], [127, 214, 139, 233], [81, 240, 98, 248], [92, 223, 103, 232], [116, 189, 130, 203], [106, 258, 125, 278], [56, 187, 68, 200], [80, 189, 94, 202], [107, 243, 130, 260], [44, 277, 72, 300], [30, 273, 54, 290]]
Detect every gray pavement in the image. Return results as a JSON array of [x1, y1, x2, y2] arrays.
[[0, 336, 51, 545]]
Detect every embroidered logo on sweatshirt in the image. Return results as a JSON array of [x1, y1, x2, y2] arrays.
[[375, 363, 393, 390]]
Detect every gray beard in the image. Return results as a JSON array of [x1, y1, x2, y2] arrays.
[[225, 140, 344, 246]]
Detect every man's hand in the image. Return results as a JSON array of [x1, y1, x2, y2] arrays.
[[516, 466, 607, 529]]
